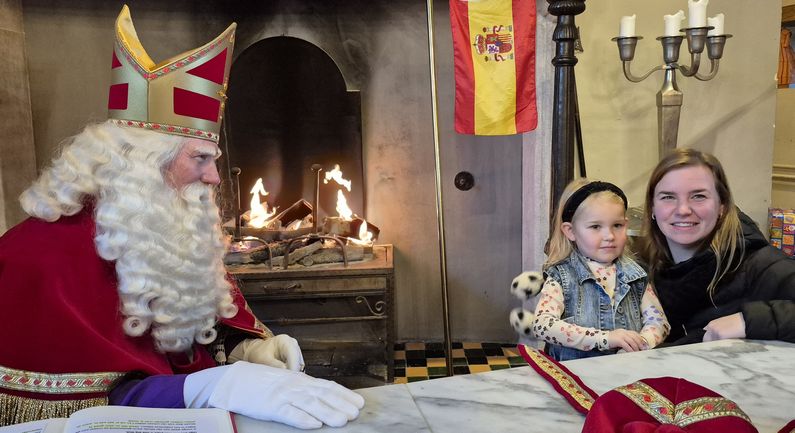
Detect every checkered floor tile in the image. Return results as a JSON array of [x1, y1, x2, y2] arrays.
[[392, 342, 528, 384]]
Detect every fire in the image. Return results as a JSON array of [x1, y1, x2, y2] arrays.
[[248, 178, 277, 228], [336, 190, 354, 221], [323, 164, 352, 191], [349, 220, 374, 246], [324, 164, 357, 221]]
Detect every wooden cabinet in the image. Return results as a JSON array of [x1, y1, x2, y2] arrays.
[[228, 245, 394, 388]]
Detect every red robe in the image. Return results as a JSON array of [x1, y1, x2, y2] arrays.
[[0, 208, 267, 422]]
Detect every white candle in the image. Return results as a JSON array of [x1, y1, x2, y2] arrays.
[[663, 10, 685, 37], [707, 13, 724, 36], [619, 14, 636, 37], [688, 0, 709, 28]]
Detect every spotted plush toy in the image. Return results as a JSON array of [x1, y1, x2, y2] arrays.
[[509, 307, 535, 337], [508, 271, 545, 348], [510, 271, 544, 301]]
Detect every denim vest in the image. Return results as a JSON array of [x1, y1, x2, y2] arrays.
[[545, 250, 647, 362]]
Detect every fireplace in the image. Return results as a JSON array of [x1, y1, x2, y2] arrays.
[[218, 35, 390, 385], [223, 36, 365, 225]]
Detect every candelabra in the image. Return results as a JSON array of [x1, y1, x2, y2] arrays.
[[612, 28, 731, 158]]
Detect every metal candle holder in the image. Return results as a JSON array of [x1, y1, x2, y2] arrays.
[[612, 27, 731, 158]]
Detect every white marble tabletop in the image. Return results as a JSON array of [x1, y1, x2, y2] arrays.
[[235, 339, 795, 433]]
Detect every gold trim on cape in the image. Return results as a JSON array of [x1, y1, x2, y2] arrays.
[[0, 364, 124, 395], [616, 381, 753, 427], [521, 345, 595, 411], [0, 393, 107, 427]]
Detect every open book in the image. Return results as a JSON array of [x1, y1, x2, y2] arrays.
[[0, 406, 235, 433]]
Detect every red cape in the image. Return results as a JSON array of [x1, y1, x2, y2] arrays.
[[0, 208, 265, 402]]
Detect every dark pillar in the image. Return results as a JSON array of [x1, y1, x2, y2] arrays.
[[547, 0, 585, 225]]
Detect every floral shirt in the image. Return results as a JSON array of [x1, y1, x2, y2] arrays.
[[533, 262, 669, 352]]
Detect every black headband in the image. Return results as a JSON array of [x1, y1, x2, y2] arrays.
[[561, 181, 628, 223]]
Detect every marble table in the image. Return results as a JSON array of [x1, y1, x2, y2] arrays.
[[236, 339, 795, 432]]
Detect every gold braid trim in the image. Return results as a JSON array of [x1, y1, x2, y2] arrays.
[[522, 345, 595, 411], [0, 364, 124, 395], [616, 381, 753, 427], [0, 393, 107, 426]]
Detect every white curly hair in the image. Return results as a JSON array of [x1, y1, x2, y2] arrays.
[[20, 120, 237, 353]]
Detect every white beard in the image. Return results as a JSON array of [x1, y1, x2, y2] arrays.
[[18, 121, 237, 353], [94, 179, 237, 353]]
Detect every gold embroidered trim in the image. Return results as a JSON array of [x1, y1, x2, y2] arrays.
[[522, 345, 595, 411], [0, 393, 107, 427], [0, 365, 124, 395], [616, 381, 753, 427], [109, 119, 219, 142]]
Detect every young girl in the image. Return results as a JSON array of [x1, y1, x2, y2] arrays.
[[532, 179, 670, 361]]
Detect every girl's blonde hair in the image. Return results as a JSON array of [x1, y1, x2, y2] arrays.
[[544, 178, 628, 270], [637, 148, 744, 296]]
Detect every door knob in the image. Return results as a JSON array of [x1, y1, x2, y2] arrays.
[[454, 171, 475, 191]]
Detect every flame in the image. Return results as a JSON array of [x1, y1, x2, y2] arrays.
[[324, 164, 352, 191], [248, 178, 277, 228], [349, 220, 374, 246], [336, 190, 354, 221]]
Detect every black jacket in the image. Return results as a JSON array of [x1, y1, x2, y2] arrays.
[[654, 212, 795, 345]]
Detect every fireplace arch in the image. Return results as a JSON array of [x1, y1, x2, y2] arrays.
[[224, 36, 364, 223]]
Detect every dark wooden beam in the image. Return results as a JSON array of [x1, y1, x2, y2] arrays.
[[547, 0, 586, 226], [783, 5, 795, 25]]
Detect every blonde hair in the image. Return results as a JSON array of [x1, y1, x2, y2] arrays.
[[637, 148, 744, 296], [21, 120, 237, 352], [544, 178, 628, 269]]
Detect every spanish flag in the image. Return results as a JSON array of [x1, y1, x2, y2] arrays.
[[450, 0, 537, 135]]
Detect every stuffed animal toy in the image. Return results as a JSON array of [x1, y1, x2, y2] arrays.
[[508, 271, 544, 348], [510, 271, 543, 301], [509, 307, 535, 337]]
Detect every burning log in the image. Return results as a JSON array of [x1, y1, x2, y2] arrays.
[[300, 245, 365, 266], [268, 241, 323, 267], [250, 239, 304, 262], [225, 199, 315, 242], [322, 217, 380, 241], [322, 217, 353, 237], [224, 245, 262, 265], [272, 199, 313, 228], [350, 218, 380, 241]]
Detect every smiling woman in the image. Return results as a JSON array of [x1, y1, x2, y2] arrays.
[[638, 148, 795, 345], [651, 164, 725, 264]]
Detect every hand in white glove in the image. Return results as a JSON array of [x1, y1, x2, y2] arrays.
[[228, 335, 305, 371], [184, 361, 365, 429]]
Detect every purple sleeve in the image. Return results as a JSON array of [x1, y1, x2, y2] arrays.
[[108, 374, 187, 408]]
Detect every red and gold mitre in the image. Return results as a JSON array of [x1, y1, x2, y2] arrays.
[[107, 5, 235, 143], [583, 377, 757, 433], [518, 345, 759, 433]]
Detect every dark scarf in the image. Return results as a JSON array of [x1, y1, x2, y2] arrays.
[[654, 250, 717, 342]]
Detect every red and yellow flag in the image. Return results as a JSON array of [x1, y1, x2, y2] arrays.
[[450, 0, 537, 135]]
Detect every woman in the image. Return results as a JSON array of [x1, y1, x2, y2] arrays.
[[638, 148, 795, 345]]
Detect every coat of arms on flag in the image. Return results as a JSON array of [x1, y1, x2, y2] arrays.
[[450, 0, 537, 136]]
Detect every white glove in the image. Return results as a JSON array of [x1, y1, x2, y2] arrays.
[[184, 362, 365, 429], [228, 335, 305, 371]]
